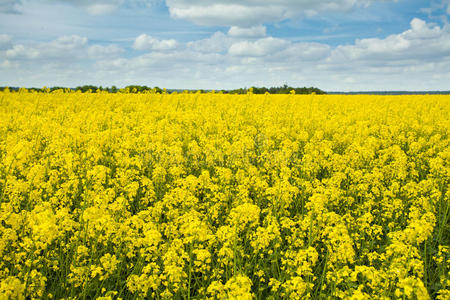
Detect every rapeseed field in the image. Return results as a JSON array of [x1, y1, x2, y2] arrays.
[[0, 89, 448, 299]]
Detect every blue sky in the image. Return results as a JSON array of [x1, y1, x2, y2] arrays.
[[1, 0, 450, 91]]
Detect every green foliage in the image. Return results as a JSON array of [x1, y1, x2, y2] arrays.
[[224, 84, 326, 94], [0, 84, 325, 94]]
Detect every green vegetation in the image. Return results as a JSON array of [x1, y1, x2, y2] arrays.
[[0, 84, 325, 94]]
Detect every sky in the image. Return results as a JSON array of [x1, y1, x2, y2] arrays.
[[0, 0, 450, 91]]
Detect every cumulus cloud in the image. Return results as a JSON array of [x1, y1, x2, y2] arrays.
[[227, 37, 330, 62], [165, 0, 395, 26], [228, 26, 267, 38], [4, 35, 124, 62], [126, 18, 450, 90], [5, 35, 87, 61], [2, 18, 450, 91], [167, 3, 285, 27], [187, 32, 232, 53], [329, 18, 450, 64], [48, 35, 88, 51], [133, 34, 178, 51], [229, 37, 289, 57], [6, 44, 40, 59]]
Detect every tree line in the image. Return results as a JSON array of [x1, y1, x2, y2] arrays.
[[225, 84, 326, 94], [0, 84, 326, 94]]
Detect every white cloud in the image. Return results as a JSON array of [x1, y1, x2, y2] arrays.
[[48, 35, 88, 51], [187, 32, 232, 53], [330, 18, 450, 63], [2, 18, 450, 91], [4, 35, 125, 63], [6, 44, 40, 59], [166, 3, 286, 27], [228, 26, 266, 38], [86, 3, 118, 15], [115, 18, 450, 90], [165, 0, 395, 27], [133, 34, 178, 51], [229, 37, 289, 57], [187, 29, 268, 54], [6, 35, 87, 60], [408, 18, 441, 39]]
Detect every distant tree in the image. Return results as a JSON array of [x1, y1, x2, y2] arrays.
[[226, 85, 325, 95], [75, 85, 99, 93], [153, 87, 163, 93], [49, 86, 68, 92], [0, 85, 326, 94]]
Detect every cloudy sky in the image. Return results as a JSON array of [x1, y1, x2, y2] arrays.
[[1, 0, 450, 91]]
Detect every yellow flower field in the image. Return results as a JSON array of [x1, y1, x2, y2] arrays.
[[0, 89, 448, 299]]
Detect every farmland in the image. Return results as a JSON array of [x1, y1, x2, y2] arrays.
[[0, 90, 448, 299]]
